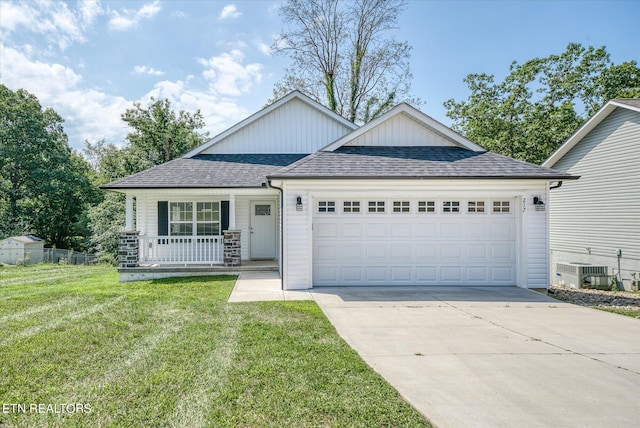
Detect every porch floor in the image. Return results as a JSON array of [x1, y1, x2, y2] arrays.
[[118, 260, 278, 282]]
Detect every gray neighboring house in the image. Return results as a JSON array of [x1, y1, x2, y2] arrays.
[[0, 235, 45, 265], [543, 99, 640, 290]]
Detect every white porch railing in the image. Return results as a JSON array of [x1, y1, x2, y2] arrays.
[[138, 236, 224, 265]]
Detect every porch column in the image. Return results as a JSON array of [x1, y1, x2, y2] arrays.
[[125, 194, 134, 231], [228, 194, 236, 229]]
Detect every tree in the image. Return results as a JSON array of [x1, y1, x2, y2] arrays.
[[444, 43, 640, 164], [121, 98, 209, 169], [87, 98, 209, 262], [0, 85, 96, 248], [272, 0, 417, 123]]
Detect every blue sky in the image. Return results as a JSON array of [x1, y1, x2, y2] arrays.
[[1, 0, 638, 151]]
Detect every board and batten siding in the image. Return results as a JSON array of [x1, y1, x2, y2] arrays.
[[201, 98, 353, 154], [344, 113, 458, 147], [549, 108, 640, 265]]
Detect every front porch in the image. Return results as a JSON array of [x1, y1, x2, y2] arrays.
[[118, 259, 279, 282]]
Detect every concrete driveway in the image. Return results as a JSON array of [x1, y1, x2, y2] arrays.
[[311, 286, 640, 427]]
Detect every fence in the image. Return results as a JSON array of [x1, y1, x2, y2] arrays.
[[0, 248, 97, 266]]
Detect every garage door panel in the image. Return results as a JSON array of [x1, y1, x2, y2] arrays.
[[341, 222, 363, 237], [441, 243, 462, 260], [316, 266, 338, 282], [490, 222, 515, 239], [391, 243, 412, 260], [415, 222, 437, 237], [391, 223, 412, 237], [341, 266, 363, 282], [366, 244, 387, 260], [491, 243, 515, 261], [466, 266, 488, 282], [365, 222, 388, 237], [441, 267, 463, 281], [391, 266, 412, 282], [491, 266, 515, 282], [466, 243, 487, 260], [317, 221, 339, 237], [341, 244, 362, 261], [440, 222, 462, 238], [416, 244, 437, 259], [316, 244, 338, 261], [416, 267, 438, 282], [465, 222, 487, 239], [366, 267, 388, 282]]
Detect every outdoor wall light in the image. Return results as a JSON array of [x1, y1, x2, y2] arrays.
[[296, 196, 303, 211], [533, 196, 545, 211]]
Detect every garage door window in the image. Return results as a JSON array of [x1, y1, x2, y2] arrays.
[[393, 201, 410, 213], [318, 201, 336, 213], [368, 201, 385, 213], [418, 201, 435, 213], [493, 201, 510, 213], [468, 201, 485, 213], [443, 201, 460, 213], [343, 201, 360, 213]]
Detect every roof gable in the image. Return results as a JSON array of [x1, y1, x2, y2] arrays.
[[185, 91, 357, 156], [543, 99, 640, 168], [322, 103, 485, 152]]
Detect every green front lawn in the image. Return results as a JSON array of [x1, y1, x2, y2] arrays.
[[0, 265, 429, 427]]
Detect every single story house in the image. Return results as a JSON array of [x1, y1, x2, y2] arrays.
[[543, 99, 640, 290], [0, 235, 45, 265], [104, 91, 574, 289]]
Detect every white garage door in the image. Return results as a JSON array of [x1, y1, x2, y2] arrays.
[[313, 198, 517, 286]]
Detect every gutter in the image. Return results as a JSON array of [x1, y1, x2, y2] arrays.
[[266, 178, 285, 291]]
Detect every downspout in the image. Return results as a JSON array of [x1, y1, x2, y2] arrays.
[[266, 178, 284, 290], [549, 181, 563, 189]]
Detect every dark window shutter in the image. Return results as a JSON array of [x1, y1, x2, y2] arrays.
[[158, 201, 168, 236], [221, 201, 229, 231]]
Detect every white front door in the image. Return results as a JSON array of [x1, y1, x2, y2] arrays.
[[250, 201, 276, 259]]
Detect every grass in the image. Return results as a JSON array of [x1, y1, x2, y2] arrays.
[[0, 264, 429, 427], [594, 307, 640, 319]]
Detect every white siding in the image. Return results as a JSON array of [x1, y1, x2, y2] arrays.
[[282, 190, 311, 289], [344, 113, 458, 147], [523, 194, 550, 288], [549, 108, 640, 267], [202, 98, 353, 154]]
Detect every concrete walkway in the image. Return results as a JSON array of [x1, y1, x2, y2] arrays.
[[311, 286, 640, 427], [228, 271, 312, 302]]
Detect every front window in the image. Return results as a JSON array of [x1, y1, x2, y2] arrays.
[[170, 202, 220, 236]]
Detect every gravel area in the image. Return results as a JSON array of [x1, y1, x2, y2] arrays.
[[548, 285, 640, 313]]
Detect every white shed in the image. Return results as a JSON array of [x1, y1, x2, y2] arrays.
[[0, 235, 45, 265]]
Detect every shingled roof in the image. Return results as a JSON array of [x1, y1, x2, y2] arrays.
[[269, 146, 576, 180], [102, 154, 308, 189]]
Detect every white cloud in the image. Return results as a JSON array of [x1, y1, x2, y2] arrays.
[[0, 44, 130, 146], [219, 4, 241, 20], [198, 50, 263, 96], [256, 41, 271, 56], [108, 0, 160, 31], [0, 1, 97, 50], [0, 43, 257, 150], [78, 0, 103, 29], [143, 80, 249, 137], [133, 65, 165, 76]]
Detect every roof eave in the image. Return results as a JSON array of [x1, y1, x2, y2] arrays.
[[267, 174, 578, 180]]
